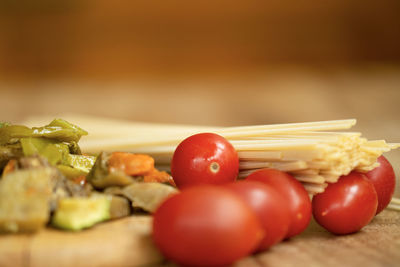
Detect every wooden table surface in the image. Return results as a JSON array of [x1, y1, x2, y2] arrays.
[[229, 210, 400, 267], [233, 210, 400, 267], [1, 211, 398, 267], [0, 67, 399, 266]]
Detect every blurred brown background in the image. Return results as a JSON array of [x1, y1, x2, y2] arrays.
[[0, 1, 399, 139], [1, 0, 400, 78]]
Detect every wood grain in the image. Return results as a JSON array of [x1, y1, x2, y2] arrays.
[[0, 216, 163, 267], [239, 210, 400, 267], [1, 211, 399, 267]]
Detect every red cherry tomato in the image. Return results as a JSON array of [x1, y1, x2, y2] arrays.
[[225, 180, 291, 251], [152, 185, 263, 266], [365, 156, 396, 214], [246, 169, 312, 238], [171, 133, 239, 189], [312, 172, 378, 235]]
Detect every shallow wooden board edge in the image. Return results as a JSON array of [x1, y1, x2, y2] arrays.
[[0, 215, 164, 267]]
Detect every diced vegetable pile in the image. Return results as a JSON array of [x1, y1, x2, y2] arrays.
[[0, 119, 397, 267], [0, 119, 177, 232]]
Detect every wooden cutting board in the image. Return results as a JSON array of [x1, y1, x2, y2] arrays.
[[0, 216, 164, 267], [1, 210, 400, 267]]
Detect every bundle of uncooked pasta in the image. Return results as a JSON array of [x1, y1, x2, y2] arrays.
[[23, 115, 399, 195]]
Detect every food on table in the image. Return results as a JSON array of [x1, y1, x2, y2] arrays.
[[103, 186, 124, 195], [0, 119, 176, 233], [0, 168, 55, 233], [0, 118, 86, 144], [2, 116, 398, 266], [108, 152, 154, 176], [225, 180, 291, 251], [171, 133, 239, 188], [56, 165, 88, 179], [109, 195, 131, 219], [103, 183, 179, 213], [9, 156, 93, 218], [87, 152, 136, 188], [52, 195, 111, 231], [152, 185, 264, 266], [0, 115, 399, 265], [87, 151, 174, 189], [0, 144, 23, 170], [312, 172, 378, 235], [79, 118, 399, 195], [121, 182, 178, 212], [365, 155, 396, 214], [246, 169, 312, 238], [0, 118, 95, 176]]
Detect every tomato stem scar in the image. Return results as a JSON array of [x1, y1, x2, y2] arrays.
[[210, 162, 220, 173]]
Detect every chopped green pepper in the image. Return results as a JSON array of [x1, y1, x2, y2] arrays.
[[0, 125, 33, 145], [56, 165, 87, 179], [0, 119, 87, 145], [48, 119, 88, 137], [0, 119, 94, 174], [19, 137, 95, 173], [65, 154, 96, 174], [20, 137, 70, 166]]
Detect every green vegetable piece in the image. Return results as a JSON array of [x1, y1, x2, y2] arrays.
[[0, 125, 33, 145], [48, 119, 88, 137], [30, 127, 82, 143], [89, 171, 135, 189], [65, 154, 96, 174], [52, 196, 111, 231], [0, 119, 88, 145], [20, 137, 70, 166], [43, 119, 88, 142], [57, 165, 87, 179], [19, 137, 94, 175], [0, 122, 10, 129]]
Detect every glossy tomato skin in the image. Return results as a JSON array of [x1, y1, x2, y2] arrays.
[[171, 133, 239, 189], [365, 156, 396, 214], [152, 185, 264, 266], [246, 169, 312, 238], [312, 172, 378, 235], [225, 180, 291, 251]]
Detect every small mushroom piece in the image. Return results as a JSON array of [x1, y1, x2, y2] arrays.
[[103, 186, 124, 196], [109, 195, 131, 219], [87, 152, 135, 189], [90, 171, 135, 189], [122, 183, 178, 213]]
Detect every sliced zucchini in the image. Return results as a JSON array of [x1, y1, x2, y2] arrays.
[[52, 196, 110, 231]]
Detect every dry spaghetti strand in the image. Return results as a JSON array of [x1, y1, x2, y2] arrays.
[[21, 115, 399, 196]]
